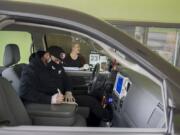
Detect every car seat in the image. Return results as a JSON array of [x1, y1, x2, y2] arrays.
[[2, 44, 26, 94]]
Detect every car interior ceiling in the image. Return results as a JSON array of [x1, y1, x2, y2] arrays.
[[0, 22, 167, 129]]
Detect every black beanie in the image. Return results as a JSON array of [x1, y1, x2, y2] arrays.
[[47, 46, 65, 60]]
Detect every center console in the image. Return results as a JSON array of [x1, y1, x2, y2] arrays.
[[26, 103, 78, 126]]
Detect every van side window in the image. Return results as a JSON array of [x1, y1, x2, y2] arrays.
[[0, 31, 32, 66]]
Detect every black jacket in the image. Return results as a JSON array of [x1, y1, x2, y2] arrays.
[[20, 53, 72, 104], [64, 54, 85, 67]]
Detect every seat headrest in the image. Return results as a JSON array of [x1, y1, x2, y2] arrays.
[[3, 44, 20, 67]]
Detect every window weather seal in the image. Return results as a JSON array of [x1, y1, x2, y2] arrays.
[[0, 19, 15, 30]]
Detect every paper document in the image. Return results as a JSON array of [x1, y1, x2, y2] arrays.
[[64, 67, 80, 71]]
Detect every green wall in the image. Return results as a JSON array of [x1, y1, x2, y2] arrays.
[[12, 0, 180, 23]]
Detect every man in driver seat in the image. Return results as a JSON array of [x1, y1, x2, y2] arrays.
[[20, 46, 112, 126]]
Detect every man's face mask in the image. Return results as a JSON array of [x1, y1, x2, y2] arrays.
[[46, 59, 57, 71], [46, 56, 62, 72], [46, 60, 63, 76]]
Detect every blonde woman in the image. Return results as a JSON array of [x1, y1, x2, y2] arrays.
[[64, 42, 85, 67]]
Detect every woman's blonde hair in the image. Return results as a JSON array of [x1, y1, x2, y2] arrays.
[[71, 41, 80, 49]]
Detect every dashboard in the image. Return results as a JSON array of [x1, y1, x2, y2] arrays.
[[110, 69, 165, 128]]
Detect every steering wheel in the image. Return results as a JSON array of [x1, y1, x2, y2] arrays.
[[88, 63, 100, 94]]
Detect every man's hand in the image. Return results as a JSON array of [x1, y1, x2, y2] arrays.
[[64, 91, 75, 102], [51, 93, 64, 104]]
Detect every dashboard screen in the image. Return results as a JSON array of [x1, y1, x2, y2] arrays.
[[113, 73, 124, 96]]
